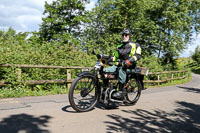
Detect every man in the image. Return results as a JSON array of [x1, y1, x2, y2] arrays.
[[105, 29, 142, 98]]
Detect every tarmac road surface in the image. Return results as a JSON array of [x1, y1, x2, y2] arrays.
[[0, 73, 200, 133]]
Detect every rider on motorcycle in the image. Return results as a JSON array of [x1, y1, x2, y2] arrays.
[[105, 29, 142, 98]]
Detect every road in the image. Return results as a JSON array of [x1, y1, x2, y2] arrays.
[[0, 73, 200, 133]]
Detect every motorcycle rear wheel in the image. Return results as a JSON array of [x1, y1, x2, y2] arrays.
[[68, 75, 98, 112], [124, 78, 142, 105]]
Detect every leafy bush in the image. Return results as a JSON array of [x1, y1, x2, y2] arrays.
[[138, 56, 163, 72], [0, 28, 96, 97], [0, 28, 191, 98], [192, 46, 200, 63]]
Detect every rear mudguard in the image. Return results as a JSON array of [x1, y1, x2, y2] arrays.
[[138, 74, 144, 89], [132, 73, 144, 89]]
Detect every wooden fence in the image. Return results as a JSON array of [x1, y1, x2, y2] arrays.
[[145, 70, 188, 86], [0, 64, 189, 88]]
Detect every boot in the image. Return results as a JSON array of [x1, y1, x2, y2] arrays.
[[112, 83, 125, 99]]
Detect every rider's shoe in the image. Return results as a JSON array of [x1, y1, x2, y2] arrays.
[[112, 91, 123, 99], [112, 83, 126, 99]]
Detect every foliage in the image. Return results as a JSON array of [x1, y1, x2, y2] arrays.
[[175, 57, 192, 70], [138, 55, 163, 72], [84, 0, 200, 62], [145, 74, 191, 88], [39, 0, 90, 42], [1, 0, 200, 98], [0, 84, 68, 98], [192, 45, 200, 63], [189, 45, 200, 74], [0, 28, 95, 67], [0, 27, 96, 96]]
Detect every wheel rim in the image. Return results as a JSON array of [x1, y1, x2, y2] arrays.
[[72, 76, 97, 111], [126, 80, 140, 102]]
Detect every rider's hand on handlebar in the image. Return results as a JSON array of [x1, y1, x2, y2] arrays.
[[124, 60, 131, 68], [118, 60, 131, 68], [107, 56, 113, 66]]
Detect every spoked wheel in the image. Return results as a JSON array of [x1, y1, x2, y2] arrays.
[[124, 78, 142, 105], [68, 75, 98, 112]]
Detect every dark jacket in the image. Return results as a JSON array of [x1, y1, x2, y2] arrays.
[[113, 41, 141, 66]]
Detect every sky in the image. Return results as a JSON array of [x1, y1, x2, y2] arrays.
[[0, 0, 95, 32], [0, 0, 199, 57], [182, 34, 200, 57]]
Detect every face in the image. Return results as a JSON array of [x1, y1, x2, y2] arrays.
[[122, 34, 130, 42]]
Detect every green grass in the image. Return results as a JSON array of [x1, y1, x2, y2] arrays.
[[186, 61, 200, 74], [145, 76, 192, 89], [0, 84, 68, 99], [0, 77, 192, 99], [0, 69, 194, 99], [191, 67, 200, 74]]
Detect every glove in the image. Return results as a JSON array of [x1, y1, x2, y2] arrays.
[[118, 60, 131, 68], [123, 60, 131, 68]]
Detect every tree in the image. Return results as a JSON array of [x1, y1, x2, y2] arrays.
[[192, 45, 200, 63], [84, 0, 200, 60], [39, 0, 90, 42]]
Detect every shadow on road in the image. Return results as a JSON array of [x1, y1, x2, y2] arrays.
[[61, 105, 79, 113], [0, 113, 52, 133], [95, 103, 119, 110], [104, 101, 200, 133], [62, 103, 119, 113], [177, 86, 200, 94]]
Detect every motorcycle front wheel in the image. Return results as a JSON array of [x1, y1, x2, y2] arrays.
[[68, 75, 98, 112]]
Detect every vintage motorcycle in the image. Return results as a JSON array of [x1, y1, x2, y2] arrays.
[[68, 51, 148, 112]]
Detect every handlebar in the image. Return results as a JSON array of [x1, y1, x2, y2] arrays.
[[92, 50, 122, 66]]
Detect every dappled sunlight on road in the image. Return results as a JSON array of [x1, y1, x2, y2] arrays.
[[105, 101, 200, 133]]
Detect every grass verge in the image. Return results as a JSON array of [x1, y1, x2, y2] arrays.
[[0, 84, 68, 99], [0, 72, 194, 99], [145, 76, 192, 89]]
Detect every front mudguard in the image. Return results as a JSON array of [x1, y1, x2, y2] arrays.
[[77, 71, 96, 77], [77, 71, 101, 97]]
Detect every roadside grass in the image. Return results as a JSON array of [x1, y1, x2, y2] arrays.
[[145, 75, 192, 89], [0, 76, 192, 99], [186, 61, 200, 74], [191, 67, 200, 74], [0, 84, 68, 99], [0, 64, 194, 99]]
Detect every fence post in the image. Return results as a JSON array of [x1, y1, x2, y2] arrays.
[[17, 68, 22, 83], [183, 71, 186, 78], [186, 70, 188, 78], [67, 69, 71, 89], [158, 75, 160, 86]]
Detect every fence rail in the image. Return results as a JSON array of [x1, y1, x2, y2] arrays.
[[0, 64, 188, 88], [147, 70, 188, 85]]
